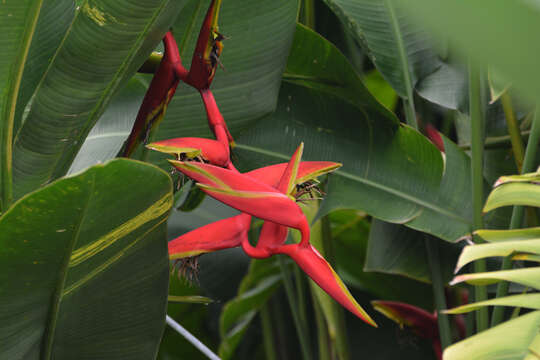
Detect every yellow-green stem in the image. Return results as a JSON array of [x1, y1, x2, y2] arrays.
[[260, 304, 278, 360], [278, 256, 312, 360], [425, 238, 452, 350], [469, 61, 489, 332], [501, 92, 525, 172], [311, 290, 331, 360]]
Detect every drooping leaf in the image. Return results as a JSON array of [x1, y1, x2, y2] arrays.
[[484, 182, 540, 213], [445, 293, 540, 315], [443, 311, 540, 360], [475, 227, 540, 243], [322, 0, 440, 99], [416, 61, 468, 112], [394, 0, 540, 104], [218, 258, 283, 360], [0, 159, 173, 359], [452, 268, 540, 290], [12, 0, 187, 199], [365, 220, 460, 283], [456, 239, 540, 272]]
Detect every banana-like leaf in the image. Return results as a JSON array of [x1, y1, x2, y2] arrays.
[[443, 311, 540, 360], [365, 220, 460, 283], [445, 294, 540, 315], [475, 227, 540, 243], [416, 61, 468, 112], [0, 159, 173, 359], [451, 268, 540, 290], [12, 0, 187, 200], [218, 258, 282, 360], [484, 182, 540, 213], [0, 0, 46, 212], [322, 0, 440, 99], [456, 239, 540, 272]]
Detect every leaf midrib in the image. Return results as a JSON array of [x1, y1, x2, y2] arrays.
[[234, 143, 470, 225], [43, 172, 95, 359], [1, 0, 44, 212]]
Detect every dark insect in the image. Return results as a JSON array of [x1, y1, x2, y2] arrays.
[[172, 256, 200, 284], [295, 180, 325, 202], [209, 32, 226, 70]]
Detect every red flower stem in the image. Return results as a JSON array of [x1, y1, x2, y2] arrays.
[[200, 88, 234, 146]]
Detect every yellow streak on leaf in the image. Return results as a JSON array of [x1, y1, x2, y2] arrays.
[[69, 193, 172, 267]]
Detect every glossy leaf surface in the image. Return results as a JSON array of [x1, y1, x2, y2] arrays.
[[12, 0, 186, 199], [0, 159, 172, 359]]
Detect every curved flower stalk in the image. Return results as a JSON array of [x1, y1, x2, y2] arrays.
[[122, 32, 183, 157]]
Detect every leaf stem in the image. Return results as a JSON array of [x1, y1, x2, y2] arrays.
[[278, 256, 312, 360], [260, 304, 278, 360], [294, 265, 309, 329], [403, 98, 418, 130], [425, 238, 452, 350], [299, 0, 316, 29], [491, 108, 540, 326], [469, 61, 489, 332]]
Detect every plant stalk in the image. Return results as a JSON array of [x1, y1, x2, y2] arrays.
[[403, 98, 418, 130], [501, 92, 525, 172], [278, 256, 312, 360], [425, 238, 452, 350], [491, 108, 540, 326], [294, 265, 309, 329], [469, 61, 489, 332], [260, 304, 278, 360], [311, 290, 331, 360], [300, 0, 316, 29], [320, 216, 350, 360]]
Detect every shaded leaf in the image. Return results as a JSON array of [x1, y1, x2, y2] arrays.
[[218, 258, 282, 360], [365, 220, 460, 283]]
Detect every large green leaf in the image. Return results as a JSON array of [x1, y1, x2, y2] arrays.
[[322, 0, 440, 99], [0, 0, 43, 212], [11, 0, 187, 199], [365, 220, 460, 283], [14, 0, 76, 136], [218, 258, 282, 360], [443, 311, 540, 360], [416, 61, 468, 112], [394, 0, 540, 104], [445, 293, 540, 315], [0, 159, 173, 359]]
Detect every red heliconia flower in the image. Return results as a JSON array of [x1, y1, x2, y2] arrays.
[[167, 143, 376, 326], [122, 31, 183, 157], [425, 123, 445, 153], [182, 0, 224, 90], [372, 300, 442, 359]]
